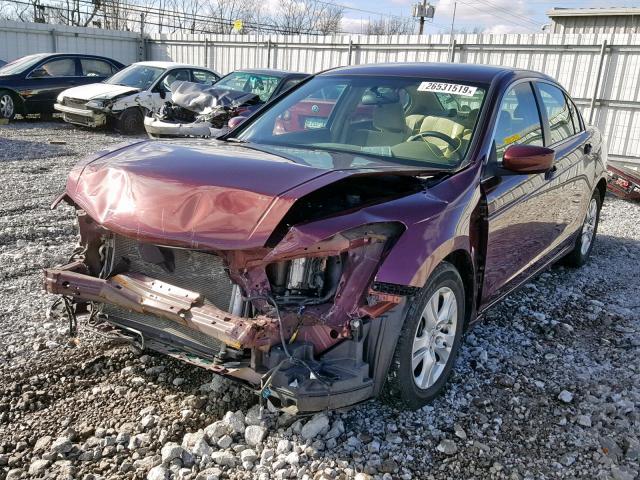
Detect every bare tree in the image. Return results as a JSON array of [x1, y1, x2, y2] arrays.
[[365, 17, 415, 35], [271, 0, 343, 34]]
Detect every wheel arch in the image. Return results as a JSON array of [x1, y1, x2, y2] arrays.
[[595, 177, 607, 205], [0, 88, 24, 114], [442, 249, 476, 330]]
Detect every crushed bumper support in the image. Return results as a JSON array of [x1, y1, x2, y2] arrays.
[[44, 264, 279, 351]]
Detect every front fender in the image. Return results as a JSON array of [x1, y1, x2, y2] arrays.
[[376, 165, 482, 288]]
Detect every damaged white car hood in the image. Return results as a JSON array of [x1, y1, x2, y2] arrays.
[[59, 83, 140, 101]]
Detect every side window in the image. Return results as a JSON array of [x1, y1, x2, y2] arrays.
[[537, 83, 576, 144], [567, 98, 583, 133], [31, 58, 76, 78], [494, 82, 544, 162], [160, 69, 190, 92], [192, 70, 219, 86], [80, 58, 115, 77]]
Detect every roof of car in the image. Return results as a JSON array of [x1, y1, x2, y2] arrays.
[[134, 61, 215, 70], [235, 69, 307, 78], [15, 52, 119, 60], [321, 63, 553, 84]]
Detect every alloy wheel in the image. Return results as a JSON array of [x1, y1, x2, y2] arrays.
[[411, 286, 458, 389], [580, 198, 598, 256], [0, 94, 14, 119]]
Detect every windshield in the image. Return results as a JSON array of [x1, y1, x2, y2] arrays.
[[215, 72, 282, 102], [236, 75, 487, 168], [0, 54, 47, 75], [105, 64, 165, 90]]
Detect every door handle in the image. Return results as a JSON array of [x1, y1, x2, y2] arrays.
[[545, 165, 557, 180], [584, 143, 592, 154]]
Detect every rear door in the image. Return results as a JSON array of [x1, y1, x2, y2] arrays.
[[79, 57, 118, 86], [533, 81, 591, 245], [23, 56, 82, 113], [481, 80, 567, 304]]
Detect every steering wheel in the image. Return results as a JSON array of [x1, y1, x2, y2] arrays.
[[407, 130, 463, 162]]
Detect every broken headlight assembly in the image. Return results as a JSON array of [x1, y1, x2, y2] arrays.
[[86, 99, 107, 110], [266, 255, 343, 306]]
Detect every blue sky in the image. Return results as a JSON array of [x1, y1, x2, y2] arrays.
[[338, 0, 640, 34]]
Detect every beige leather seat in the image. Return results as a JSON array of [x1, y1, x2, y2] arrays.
[[405, 114, 425, 135], [418, 116, 468, 155], [350, 102, 409, 147]]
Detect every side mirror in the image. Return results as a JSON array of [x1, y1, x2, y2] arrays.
[[30, 68, 49, 78], [502, 144, 555, 174], [158, 90, 166, 100], [228, 115, 248, 129]]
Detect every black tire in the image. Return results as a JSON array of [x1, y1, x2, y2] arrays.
[[116, 107, 144, 134], [563, 190, 601, 267], [382, 261, 465, 409], [0, 90, 17, 120]]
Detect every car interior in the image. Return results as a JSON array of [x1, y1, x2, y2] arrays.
[[265, 83, 485, 166]]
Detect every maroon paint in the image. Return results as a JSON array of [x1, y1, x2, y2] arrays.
[[502, 144, 555, 174], [54, 64, 608, 356]]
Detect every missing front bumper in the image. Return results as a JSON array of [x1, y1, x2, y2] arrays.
[[44, 263, 279, 351], [43, 263, 385, 413]]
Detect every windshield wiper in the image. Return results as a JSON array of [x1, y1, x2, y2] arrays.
[[226, 137, 247, 143]]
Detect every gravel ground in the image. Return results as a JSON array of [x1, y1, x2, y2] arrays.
[[0, 118, 639, 480]]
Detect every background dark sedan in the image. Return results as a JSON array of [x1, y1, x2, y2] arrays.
[[0, 53, 125, 120]]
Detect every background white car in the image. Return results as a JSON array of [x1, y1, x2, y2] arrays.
[[54, 61, 220, 134]]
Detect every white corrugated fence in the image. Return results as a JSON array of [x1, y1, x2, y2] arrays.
[[1, 19, 639, 167]]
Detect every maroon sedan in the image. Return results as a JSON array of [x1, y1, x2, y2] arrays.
[[45, 63, 607, 412]]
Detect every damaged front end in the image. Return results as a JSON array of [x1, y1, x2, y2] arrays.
[[144, 81, 261, 138], [45, 207, 409, 412]]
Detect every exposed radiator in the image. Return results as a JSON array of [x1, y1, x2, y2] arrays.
[[102, 234, 236, 357]]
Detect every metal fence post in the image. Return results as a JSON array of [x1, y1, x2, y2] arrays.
[[204, 38, 209, 68], [449, 39, 456, 63], [50, 29, 57, 52], [347, 39, 353, 65], [266, 39, 272, 69], [589, 39, 608, 124]]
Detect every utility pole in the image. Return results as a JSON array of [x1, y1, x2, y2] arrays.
[[412, 0, 435, 35], [448, 2, 457, 61], [449, 2, 456, 38]]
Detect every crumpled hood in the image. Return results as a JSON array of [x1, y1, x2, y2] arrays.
[[66, 140, 344, 249], [66, 140, 433, 250], [59, 83, 139, 101]]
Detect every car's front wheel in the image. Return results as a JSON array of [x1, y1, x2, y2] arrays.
[[563, 190, 601, 267], [116, 107, 145, 134], [0, 90, 16, 120], [382, 261, 465, 409]]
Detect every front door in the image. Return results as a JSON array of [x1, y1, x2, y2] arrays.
[[481, 81, 567, 305], [23, 57, 82, 113], [149, 68, 192, 111]]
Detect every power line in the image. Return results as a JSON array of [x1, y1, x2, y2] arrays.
[[1, 0, 338, 34], [472, 0, 542, 28], [310, 0, 451, 30], [454, 0, 541, 30]]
